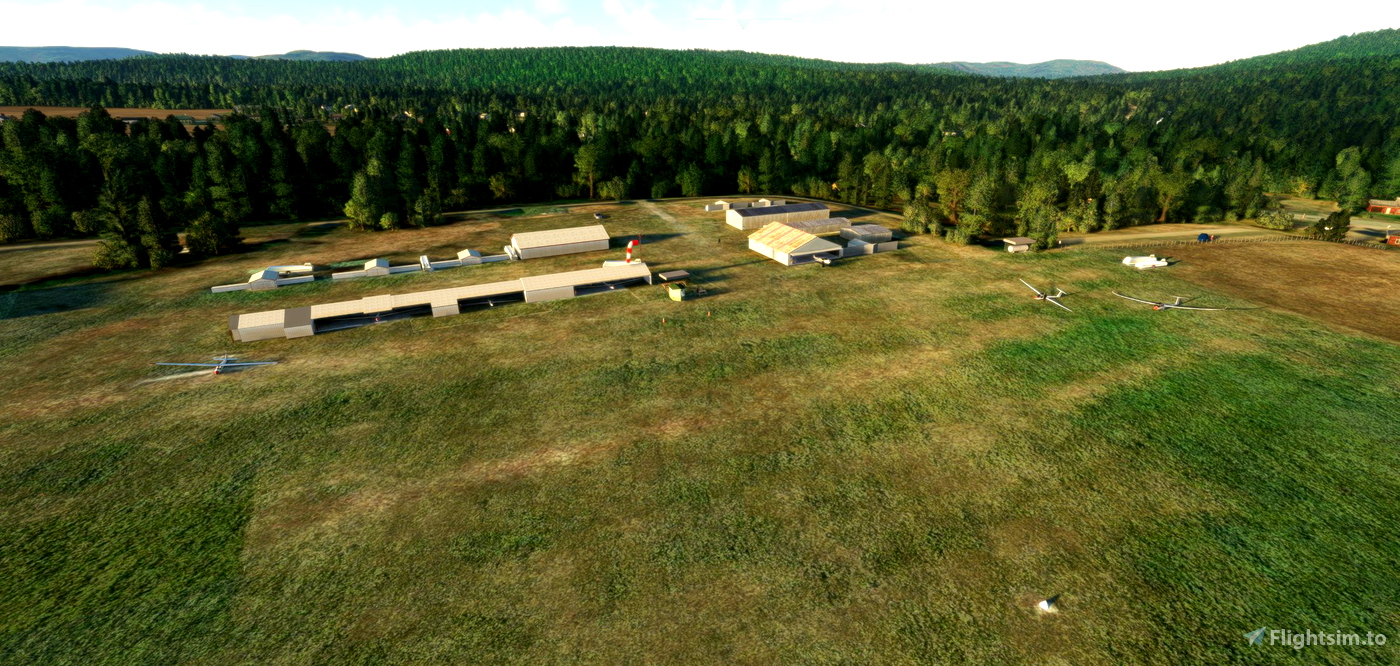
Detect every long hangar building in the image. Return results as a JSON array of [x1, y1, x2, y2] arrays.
[[229, 263, 653, 342], [726, 201, 830, 231]]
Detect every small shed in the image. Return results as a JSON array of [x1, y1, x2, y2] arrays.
[[364, 258, 391, 277], [841, 224, 893, 243], [1003, 237, 1035, 253], [657, 270, 691, 282], [748, 222, 843, 266], [246, 268, 285, 291], [510, 225, 610, 260], [210, 264, 314, 293], [840, 238, 899, 257], [727, 202, 830, 231], [331, 257, 420, 280]]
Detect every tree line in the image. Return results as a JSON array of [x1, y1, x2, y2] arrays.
[[1, 41, 1398, 267]]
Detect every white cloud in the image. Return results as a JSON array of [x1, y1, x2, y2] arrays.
[[601, 0, 676, 42], [535, 0, 568, 15]]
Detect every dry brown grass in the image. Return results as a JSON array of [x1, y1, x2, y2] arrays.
[[1169, 241, 1400, 342]]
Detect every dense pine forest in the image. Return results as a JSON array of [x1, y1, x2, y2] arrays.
[[1, 31, 1399, 268]]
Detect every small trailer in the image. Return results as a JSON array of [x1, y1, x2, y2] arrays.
[[657, 270, 703, 301], [1122, 255, 1169, 269], [1002, 237, 1035, 253]]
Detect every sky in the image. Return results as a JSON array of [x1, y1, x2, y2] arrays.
[[0, 0, 1396, 71]]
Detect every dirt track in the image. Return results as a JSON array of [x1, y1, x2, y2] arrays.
[[1062, 223, 1283, 246], [1168, 242, 1400, 343]]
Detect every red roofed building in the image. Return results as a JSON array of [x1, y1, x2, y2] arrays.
[[1367, 198, 1400, 215]]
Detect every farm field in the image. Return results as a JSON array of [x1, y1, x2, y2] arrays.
[[1, 200, 1398, 664]]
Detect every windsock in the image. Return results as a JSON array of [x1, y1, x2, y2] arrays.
[[626, 239, 639, 263]]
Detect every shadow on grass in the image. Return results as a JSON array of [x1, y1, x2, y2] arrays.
[[612, 234, 685, 247], [0, 280, 114, 320], [238, 238, 293, 252], [0, 264, 108, 291], [681, 260, 770, 283], [0, 240, 97, 255], [888, 248, 934, 264], [293, 222, 344, 239]]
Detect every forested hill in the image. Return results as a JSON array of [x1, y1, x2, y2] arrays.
[[0, 47, 977, 107], [1222, 28, 1400, 67], [1120, 28, 1400, 80], [0, 35, 1397, 270]]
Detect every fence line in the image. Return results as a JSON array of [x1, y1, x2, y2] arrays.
[[1062, 235, 1395, 252]]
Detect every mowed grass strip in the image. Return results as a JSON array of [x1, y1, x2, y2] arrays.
[[0, 202, 1398, 663]]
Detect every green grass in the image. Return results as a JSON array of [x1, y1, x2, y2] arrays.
[[1, 201, 1398, 663]]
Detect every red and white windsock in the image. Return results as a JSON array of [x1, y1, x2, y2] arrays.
[[625, 239, 639, 263]]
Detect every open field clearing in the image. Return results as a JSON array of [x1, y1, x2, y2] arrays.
[[1275, 194, 1341, 218], [1, 200, 1398, 664]]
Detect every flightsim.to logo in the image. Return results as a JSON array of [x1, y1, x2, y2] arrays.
[[1245, 627, 1387, 650]]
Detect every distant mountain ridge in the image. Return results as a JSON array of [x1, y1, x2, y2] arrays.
[[925, 59, 1126, 78], [0, 46, 154, 63], [5, 31, 1400, 75], [239, 51, 368, 62], [0, 45, 1111, 76], [0, 47, 367, 63]]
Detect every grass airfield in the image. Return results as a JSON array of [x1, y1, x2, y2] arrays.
[[2, 199, 1399, 664]]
